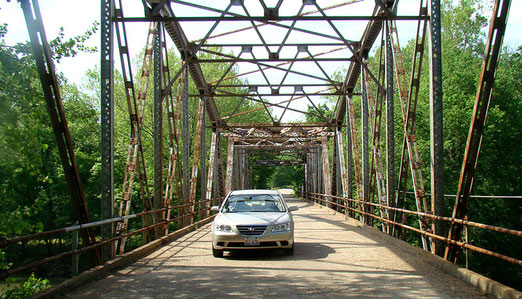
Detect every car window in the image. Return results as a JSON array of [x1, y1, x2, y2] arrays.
[[223, 194, 285, 212]]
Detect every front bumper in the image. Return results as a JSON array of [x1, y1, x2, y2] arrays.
[[212, 229, 294, 250]]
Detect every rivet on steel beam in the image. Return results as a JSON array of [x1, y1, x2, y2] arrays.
[[271, 88, 280, 95], [242, 45, 253, 53], [248, 86, 258, 93], [297, 45, 308, 53], [295, 85, 304, 93], [264, 8, 279, 20], [269, 52, 279, 60]]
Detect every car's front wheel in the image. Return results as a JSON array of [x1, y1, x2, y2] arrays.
[[212, 247, 224, 258]]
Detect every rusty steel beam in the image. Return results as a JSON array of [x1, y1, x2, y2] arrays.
[[205, 130, 218, 216], [320, 138, 332, 208], [200, 99, 207, 217], [336, 129, 349, 210], [115, 23, 158, 254], [148, 1, 222, 127], [445, 0, 511, 262], [333, 3, 391, 124], [332, 133, 339, 207], [392, 0, 428, 240], [215, 133, 226, 198], [385, 23, 396, 234], [346, 95, 364, 218], [256, 160, 303, 166], [225, 138, 236, 195], [363, 61, 388, 232], [153, 22, 164, 237], [118, 15, 428, 22], [428, 0, 445, 256], [345, 101, 354, 217], [21, 0, 100, 266], [100, 0, 114, 262], [181, 65, 190, 227], [388, 17, 431, 250], [224, 123, 335, 129], [188, 99, 205, 224], [162, 28, 184, 235], [361, 58, 371, 224]]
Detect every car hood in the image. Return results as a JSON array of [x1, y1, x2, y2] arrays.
[[216, 212, 290, 226]]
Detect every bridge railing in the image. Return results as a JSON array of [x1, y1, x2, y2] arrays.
[[0, 197, 224, 280], [302, 192, 522, 267]]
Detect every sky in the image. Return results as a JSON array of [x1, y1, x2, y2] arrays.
[[1, 0, 521, 121]]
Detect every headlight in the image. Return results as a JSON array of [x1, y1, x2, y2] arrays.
[[215, 224, 232, 232], [272, 222, 291, 232]]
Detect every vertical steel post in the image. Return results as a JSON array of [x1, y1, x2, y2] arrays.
[[72, 221, 79, 276], [225, 139, 235, 195], [361, 60, 370, 224], [205, 129, 218, 215], [153, 22, 164, 235], [233, 146, 239, 190], [429, 0, 444, 255], [301, 153, 310, 196], [200, 100, 207, 216], [346, 100, 354, 217], [321, 138, 332, 207], [385, 22, 396, 230], [182, 66, 190, 226], [215, 134, 225, 198], [189, 100, 205, 224], [237, 149, 242, 189], [336, 129, 349, 213], [100, 0, 114, 262], [332, 133, 339, 208]]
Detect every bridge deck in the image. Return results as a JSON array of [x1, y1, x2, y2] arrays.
[[68, 198, 489, 298]]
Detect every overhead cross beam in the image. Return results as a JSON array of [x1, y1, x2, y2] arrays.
[[146, 1, 222, 127]]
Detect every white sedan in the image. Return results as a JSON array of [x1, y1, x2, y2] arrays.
[[211, 189, 298, 257]]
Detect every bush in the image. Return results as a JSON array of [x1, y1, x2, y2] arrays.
[[1, 274, 50, 299]]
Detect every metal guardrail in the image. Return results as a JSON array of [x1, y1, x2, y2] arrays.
[[0, 198, 223, 280], [303, 192, 522, 267]]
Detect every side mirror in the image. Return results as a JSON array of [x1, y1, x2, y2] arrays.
[[288, 206, 298, 212], [211, 206, 220, 213]]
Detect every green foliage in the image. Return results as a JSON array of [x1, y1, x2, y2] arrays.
[[1, 274, 50, 299], [0, 21, 102, 281], [304, 103, 333, 123], [0, 250, 10, 271], [49, 23, 99, 63]]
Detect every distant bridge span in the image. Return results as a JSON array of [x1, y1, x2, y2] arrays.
[[43, 197, 511, 298]]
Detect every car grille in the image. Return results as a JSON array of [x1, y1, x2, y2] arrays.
[[226, 242, 278, 247], [236, 225, 267, 235]]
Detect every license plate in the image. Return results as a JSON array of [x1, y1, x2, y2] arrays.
[[244, 237, 260, 246]]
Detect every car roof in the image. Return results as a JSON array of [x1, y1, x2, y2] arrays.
[[229, 189, 280, 196]]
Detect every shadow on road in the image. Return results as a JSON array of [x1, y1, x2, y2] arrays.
[[224, 242, 335, 261]]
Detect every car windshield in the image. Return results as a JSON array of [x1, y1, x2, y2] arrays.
[[223, 194, 285, 213]]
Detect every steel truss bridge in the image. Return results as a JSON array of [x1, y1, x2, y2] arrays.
[[1, 0, 520, 297]]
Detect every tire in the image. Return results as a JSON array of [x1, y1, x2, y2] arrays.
[[212, 247, 224, 258]]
